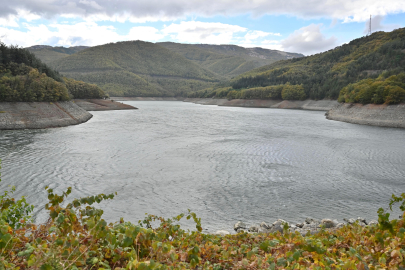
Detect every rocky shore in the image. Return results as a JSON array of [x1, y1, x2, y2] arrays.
[[326, 103, 405, 128], [215, 217, 378, 236]]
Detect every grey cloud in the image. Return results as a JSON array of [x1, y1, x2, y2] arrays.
[[281, 24, 337, 56], [0, 6, 17, 17], [1, 0, 404, 22]]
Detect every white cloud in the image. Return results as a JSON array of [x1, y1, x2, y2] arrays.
[[0, 22, 164, 47], [162, 21, 247, 44], [0, 9, 41, 27], [243, 30, 280, 43], [1, 0, 405, 23], [280, 24, 337, 55], [127, 26, 165, 41]]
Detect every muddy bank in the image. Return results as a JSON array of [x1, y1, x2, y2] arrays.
[[74, 99, 137, 111], [0, 101, 92, 130], [326, 103, 405, 128], [184, 98, 338, 111]]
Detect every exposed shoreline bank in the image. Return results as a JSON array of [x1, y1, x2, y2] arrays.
[[326, 103, 405, 129], [184, 98, 339, 111], [111, 97, 339, 111], [0, 101, 92, 130], [0, 99, 137, 130]]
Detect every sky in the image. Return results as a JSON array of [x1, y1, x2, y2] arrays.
[[0, 0, 404, 55]]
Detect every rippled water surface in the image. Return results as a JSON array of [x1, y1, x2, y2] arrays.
[[1, 101, 404, 232]]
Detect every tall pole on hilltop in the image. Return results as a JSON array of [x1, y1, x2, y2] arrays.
[[368, 15, 372, 36]]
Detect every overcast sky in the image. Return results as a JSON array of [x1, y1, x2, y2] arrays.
[[0, 0, 404, 55]]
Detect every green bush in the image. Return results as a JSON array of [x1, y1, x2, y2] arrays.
[[64, 77, 107, 99], [0, 161, 34, 229], [281, 83, 307, 100], [385, 85, 405, 104]]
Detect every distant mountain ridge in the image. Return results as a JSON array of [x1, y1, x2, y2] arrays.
[[27, 41, 303, 97]]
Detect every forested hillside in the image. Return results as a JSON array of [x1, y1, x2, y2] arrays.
[[158, 42, 303, 79], [0, 42, 106, 101], [189, 28, 405, 104], [49, 41, 221, 97], [26, 45, 89, 64]]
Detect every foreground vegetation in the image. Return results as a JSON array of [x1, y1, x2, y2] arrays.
[[0, 42, 107, 102], [189, 28, 405, 104], [1, 162, 405, 269]]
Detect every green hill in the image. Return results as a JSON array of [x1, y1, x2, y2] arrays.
[[158, 42, 303, 78], [49, 41, 221, 97], [26, 45, 89, 64], [189, 28, 405, 103]]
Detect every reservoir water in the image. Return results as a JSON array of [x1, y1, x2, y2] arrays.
[[0, 101, 404, 232]]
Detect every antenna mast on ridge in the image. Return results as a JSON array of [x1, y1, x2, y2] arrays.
[[368, 15, 372, 36]]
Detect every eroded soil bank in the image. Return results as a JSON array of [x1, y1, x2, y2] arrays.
[[326, 103, 405, 128]]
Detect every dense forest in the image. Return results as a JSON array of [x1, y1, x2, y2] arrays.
[[189, 28, 405, 104], [0, 42, 106, 102]]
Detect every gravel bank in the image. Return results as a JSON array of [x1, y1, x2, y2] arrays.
[[326, 103, 405, 128], [0, 101, 92, 130]]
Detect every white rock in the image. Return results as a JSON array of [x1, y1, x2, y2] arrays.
[[215, 230, 230, 236], [234, 221, 247, 231]]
